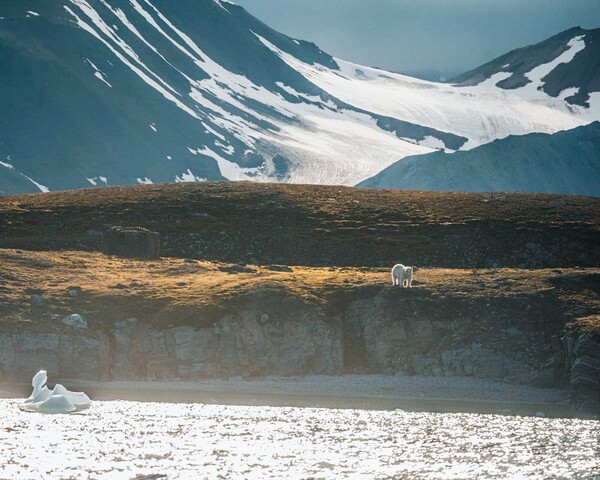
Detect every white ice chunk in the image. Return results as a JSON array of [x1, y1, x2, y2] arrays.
[[20, 370, 91, 414]]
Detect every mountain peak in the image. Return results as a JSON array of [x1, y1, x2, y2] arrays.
[[0, 3, 598, 195], [451, 26, 600, 108]]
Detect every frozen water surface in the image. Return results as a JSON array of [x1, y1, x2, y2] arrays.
[[0, 399, 598, 479]]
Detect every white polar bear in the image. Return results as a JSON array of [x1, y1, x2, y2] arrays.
[[391, 264, 413, 288]]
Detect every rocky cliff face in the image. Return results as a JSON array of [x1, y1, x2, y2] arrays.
[[0, 288, 569, 389], [1, 236, 598, 413], [563, 331, 600, 413]]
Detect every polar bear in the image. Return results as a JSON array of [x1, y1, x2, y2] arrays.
[[391, 264, 413, 288]]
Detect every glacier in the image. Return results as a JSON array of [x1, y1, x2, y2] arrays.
[[0, 0, 598, 193]]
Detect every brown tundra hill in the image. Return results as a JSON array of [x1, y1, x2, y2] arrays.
[[0, 182, 598, 268]]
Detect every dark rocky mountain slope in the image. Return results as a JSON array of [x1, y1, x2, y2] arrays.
[[1, 2, 596, 194], [358, 123, 600, 197], [452, 27, 600, 108]]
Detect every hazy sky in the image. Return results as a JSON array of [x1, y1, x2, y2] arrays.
[[237, 0, 600, 80]]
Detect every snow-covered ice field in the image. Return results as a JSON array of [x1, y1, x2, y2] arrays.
[[1, 398, 598, 479]]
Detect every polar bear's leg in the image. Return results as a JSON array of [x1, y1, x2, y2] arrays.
[[392, 266, 402, 286], [408, 269, 415, 288]]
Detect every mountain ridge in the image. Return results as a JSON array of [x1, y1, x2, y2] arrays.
[[451, 26, 600, 108], [358, 122, 600, 196], [0, 1, 597, 194]]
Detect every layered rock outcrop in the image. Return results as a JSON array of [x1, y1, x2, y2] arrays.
[[563, 333, 600, 413], [0, 247, 597, 414], [0, 293, 565, 389], [0, 313, 342, 383]]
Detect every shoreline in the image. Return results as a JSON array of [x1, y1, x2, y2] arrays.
[[0, 374, 576, 418]]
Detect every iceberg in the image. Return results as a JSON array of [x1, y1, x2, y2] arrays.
[[19, 370, 91, 414]]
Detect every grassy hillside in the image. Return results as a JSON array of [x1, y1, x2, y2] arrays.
[[0, 248, 598, 338], [1, 183, 599, 386], [1, 182, 599, 268]]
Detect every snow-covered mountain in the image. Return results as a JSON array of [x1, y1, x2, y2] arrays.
[[358, 122, 600, 197], [0, 1, 598, 194], [451, 27, 600, 111]]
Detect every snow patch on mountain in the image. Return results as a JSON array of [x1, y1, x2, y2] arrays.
[[196, 146, 258, 181], [1, 157, 48, 192], [0, 159, 15, 170], [477, 72, 512, 88], [588, 92, 600, 114], [87, 176, 108, 186], [419, 136, 447, 151], [21, 174, 49, 193], [516, 35, 586, 100], [85, 58, 112, 87], [175, 169, 207, 183], [2, 1, 598, 194], [64, 2, 200, 119], [215, 141, 235, 155], [259, 35, 588, 150], [358, 122, 600, 197]]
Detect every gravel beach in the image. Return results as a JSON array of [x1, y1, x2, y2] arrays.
[[2, 374, 569, 416]]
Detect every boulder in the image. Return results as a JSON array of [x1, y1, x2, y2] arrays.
[[30, 294, 47, 307], [103, 226, 160, 259], [265, 265, 293, 272], [67, 286, 83, 298], [218, 264, 256, 274], [62, 314, 87, 329]]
